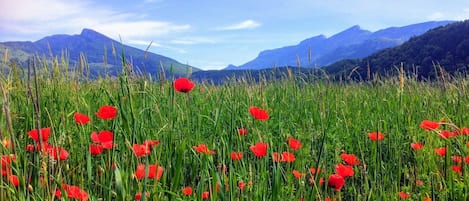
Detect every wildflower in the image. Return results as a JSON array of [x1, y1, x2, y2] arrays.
[[27, 127, 51, 142], [434, 147, 446, 157], [309, 177, 324, 186], [55, 184, 89, 201], [293, 170, 304, 178], [202, 191, 210, 199], [272, 152, 281, 162], [95, 105, 117, 120], [465, 156, 469, 164], [249, 106, 269, 121], [341, 153, 360, 165], [410, 142, 424, 150], [143, 139, 159, 148], [451, 156, 462, 163], [74, 112, 90, 125], [238, 181, 246, 190], [2, 138, 11, 149], [398, 191, 411, 199], [182, 186, 193, 196], [237, 128, 248, 136], [327, 174, 345, 191], [250, 142, 268, 158], [8, 175, 19, 187], [309, 166, 321, 174], [281, 151, 296, 163], [420, 120, 440, 130], [452, 165, 462, 174], [26, 144, 35, 152], [460, 127, 469, 135], [367, 132, 385, 141], [192, 144, 215, 155], [133, 144, 151, 158], [89, 145, 104, 156], [134, 192, 149, 200], [47, 146, 69, 161], [439, 130, 458, 139], [174, 77, 195, 93], [91, 130, 114, 149], [423, 196, 432, 201], [335, 164, 354, 178], [287, 137, 302, 150], [135, 164, 164, 180], [230, 152, 243, 161], [415, 179, 424, 186]]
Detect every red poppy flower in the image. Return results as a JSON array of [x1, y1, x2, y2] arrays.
[[451, 155, 462, 163], [367, 132, 385, 141], [89, 145, 104, 156], [47, 146, 69, 161], [325, 197, 337, 201], [287, 137, 302, 150], [410, 142, 424, 150], [249, 106, 269, 121], [420, 120, 440, 131], [133, 144, 151, 157], [202, 191, 210, 199], [2, 138, 11, 149], [74, 112, 90, 125], [335, 164, 354, 178], [415, 179, 424, 186], [91, 130, 114, 149], [309, 166, 321, 174], [28, 127, 51, 142], [143, 139, 160, 148], [134, 192, 150, 200], [423, 196, 432, 201], [174, 77, 195, 93], [340, 153, 360, 165], [182, 186, 192, 196], [281, 151, 296, 163], [439, 130, 458, 139], [293, 170, 304, 178], [26, 144, 35, 152], [230, 152, 243, 161], [237, 128, 248, 136], [460, 127, 469, 135], [434, 147, 447, 157], [327, 174, 345, 191], [238, 181, 246, 190], [95, 105, 117, 120], [192, 144, 216, 155], [1, 154, 16, 166], [398, 191, 411, 199], [55, 184, 89, 201], [250, 142, 268, 158], [272, 152, 281, 162], [8, 175, 19, 187], [452, 165, 462, 174], [135, 164, 164, 180], [465, 156, 469, 164]]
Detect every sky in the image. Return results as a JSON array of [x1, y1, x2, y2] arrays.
[[0, 0, 468, 70]]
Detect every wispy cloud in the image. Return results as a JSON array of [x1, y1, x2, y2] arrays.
[[169, 37, 218, 45], [0, 0, 190, 41], [217, 20, 261, 31]]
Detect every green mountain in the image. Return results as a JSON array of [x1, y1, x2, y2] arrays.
[[324, 20, 469, 79], [0, 28, 199, 77]]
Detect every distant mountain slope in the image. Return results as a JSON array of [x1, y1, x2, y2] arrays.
[[0, 29, 198, 77], [324, 20, 469, 79], [226, 21, 454, 70]]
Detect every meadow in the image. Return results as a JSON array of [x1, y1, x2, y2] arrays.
[[1, 58, 469, 201]]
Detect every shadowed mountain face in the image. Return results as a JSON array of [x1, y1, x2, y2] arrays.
[[0, 29, 198, 77], [323, 20, 469, 80], [226, 21, 454, 70]]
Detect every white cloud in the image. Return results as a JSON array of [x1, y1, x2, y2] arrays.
[[218, 20, 261, 30], [0, 0, 190, 41], [169, 37, 218, 45], [428, 12, 445, 20]]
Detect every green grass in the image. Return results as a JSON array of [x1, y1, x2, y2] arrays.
[[0, 58, 468, 201]]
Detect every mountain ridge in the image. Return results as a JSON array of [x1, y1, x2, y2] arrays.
[[226, 20, 454, 70], [0, 28, 198, 77]]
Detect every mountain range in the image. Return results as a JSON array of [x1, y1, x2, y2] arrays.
[[226, 21, 454, 70], [0, 29, 197, 77]]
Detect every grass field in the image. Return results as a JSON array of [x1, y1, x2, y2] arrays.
[[1, 58, 468, 201]]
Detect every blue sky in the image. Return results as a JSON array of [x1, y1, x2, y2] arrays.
[[1, 0, 468, 70]]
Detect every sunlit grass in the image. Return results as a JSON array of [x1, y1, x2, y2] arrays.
[[0, 57, 468, 201]]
